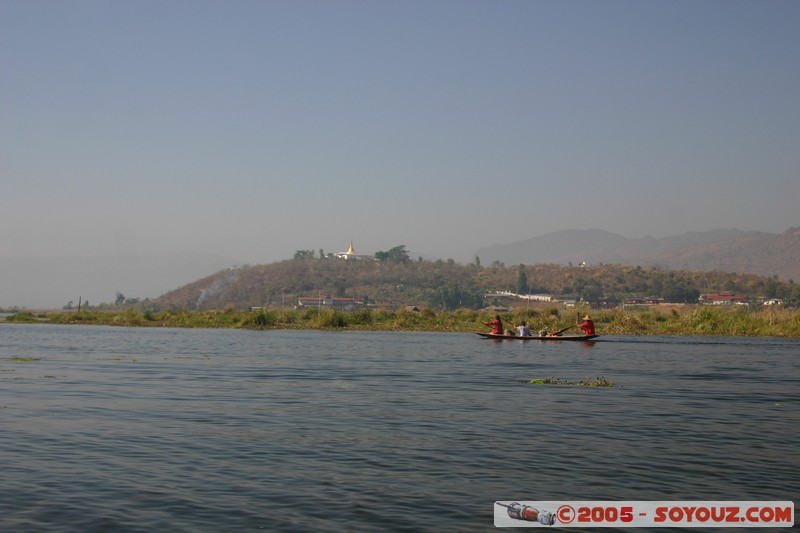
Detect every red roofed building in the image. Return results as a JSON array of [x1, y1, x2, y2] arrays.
[[699, 291, 748, 305]]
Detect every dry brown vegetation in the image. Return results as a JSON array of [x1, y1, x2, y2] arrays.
[[148, 258, 799, 312]]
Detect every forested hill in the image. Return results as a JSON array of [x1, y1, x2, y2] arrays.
[[475, 227, 800, 282], [151, 257, 799, 311]]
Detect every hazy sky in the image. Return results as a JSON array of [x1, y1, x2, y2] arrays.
[[2, 0, 799, 265]]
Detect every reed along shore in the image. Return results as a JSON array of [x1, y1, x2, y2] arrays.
[[4, 305, 800, 338]]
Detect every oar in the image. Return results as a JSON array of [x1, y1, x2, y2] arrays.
[[551, 324, 578, 336], [503, 316, 531, 335], [482, 316, 508, 333]]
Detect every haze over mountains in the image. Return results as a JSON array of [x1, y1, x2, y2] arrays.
[[2, 227, 798, 309], [0, 253, 236, 310], [476, 227, 800, 282]]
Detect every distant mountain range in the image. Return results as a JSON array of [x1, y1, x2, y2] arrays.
[[475, 227, 800, 281], [4, 227, 798, 309]]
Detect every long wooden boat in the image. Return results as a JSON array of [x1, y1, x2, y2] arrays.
[[475, 332, 599, 341]]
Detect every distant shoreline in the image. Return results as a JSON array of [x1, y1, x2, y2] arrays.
[[3, 306, 799, 338]]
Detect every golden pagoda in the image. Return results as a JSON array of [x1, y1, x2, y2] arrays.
[[334, 240, 369, 260]]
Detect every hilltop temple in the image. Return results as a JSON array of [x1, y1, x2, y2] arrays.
[[334, 241, 372, 260]]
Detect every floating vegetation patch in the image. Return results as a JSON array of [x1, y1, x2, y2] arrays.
[[7, 357, 41, 363], [525, 376, 617, 387]]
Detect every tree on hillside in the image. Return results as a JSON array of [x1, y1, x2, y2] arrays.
[[375, 245, 410, 262], [573, 278, 603, 302], [438, 282, 483, 310], [516, 265, 528, 295], [333, 279, 347, 297], [294, 250, 314, 260], [662, 279, 700, 303]]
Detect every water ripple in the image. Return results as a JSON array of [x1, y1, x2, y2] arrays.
[[1, 326, 797, 531]]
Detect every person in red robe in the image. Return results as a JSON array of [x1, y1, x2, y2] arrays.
[[578, 315, 596, 335], [484, 315, 503, 334]]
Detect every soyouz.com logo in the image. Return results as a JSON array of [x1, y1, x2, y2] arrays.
[[494, 501, 794, 527]]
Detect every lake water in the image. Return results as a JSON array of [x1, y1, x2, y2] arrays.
[[1, 324, 797, 532]]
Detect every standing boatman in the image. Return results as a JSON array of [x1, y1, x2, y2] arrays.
[[578, 314, 596, 335]]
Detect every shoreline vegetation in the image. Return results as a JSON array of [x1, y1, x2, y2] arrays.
[[3, 305, 800, 338]]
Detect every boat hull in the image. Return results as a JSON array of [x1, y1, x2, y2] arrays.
[[475, 332, 599, 341]]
